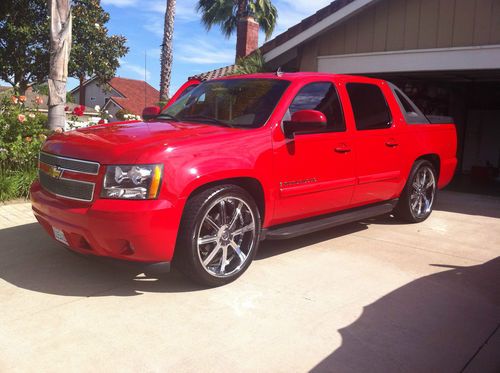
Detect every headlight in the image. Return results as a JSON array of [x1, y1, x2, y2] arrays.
[[102, 164, 163, 199]]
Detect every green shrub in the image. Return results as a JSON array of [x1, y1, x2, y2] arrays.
[[0, 95, 48, 201], [0, 170, 38, 201]]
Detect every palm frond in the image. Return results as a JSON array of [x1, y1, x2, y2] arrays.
[[196, 0, 278, 40]]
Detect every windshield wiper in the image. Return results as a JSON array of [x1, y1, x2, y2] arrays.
[[156, 113, 180, 122], [179, 114, 233, 128]]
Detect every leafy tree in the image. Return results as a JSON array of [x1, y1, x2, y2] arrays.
[[197, 0, 277, 59], [0, 0, 128, 102], [160, 0, 176, 101], [70, 0, 129, 105], [0, 0, 49, 94]]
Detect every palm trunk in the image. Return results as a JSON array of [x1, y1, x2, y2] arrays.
[[159, 0, 176, 102], [48, 0, 72, 131]]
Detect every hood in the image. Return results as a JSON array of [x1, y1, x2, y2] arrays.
[[42, 120, 241, 164]]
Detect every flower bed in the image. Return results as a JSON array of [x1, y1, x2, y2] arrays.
[[0, 95, 49, 201]]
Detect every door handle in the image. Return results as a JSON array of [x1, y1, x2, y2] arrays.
[[385, 139, 399, 147], [334, 145, 351, 153]]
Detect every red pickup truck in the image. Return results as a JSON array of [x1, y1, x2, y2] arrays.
[[30, 73, 457, 286]]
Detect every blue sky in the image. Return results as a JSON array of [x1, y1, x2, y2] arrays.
[[67, 0, 333, 95]]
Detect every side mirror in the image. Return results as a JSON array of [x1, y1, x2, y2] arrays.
[[142, 106, 161, 120], [283, 110, 327, 139]]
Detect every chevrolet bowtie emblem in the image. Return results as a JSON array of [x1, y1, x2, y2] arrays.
[[47, 165, 63, 179]]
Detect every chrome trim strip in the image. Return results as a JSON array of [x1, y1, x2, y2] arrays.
[[39, 151, 100, 175]]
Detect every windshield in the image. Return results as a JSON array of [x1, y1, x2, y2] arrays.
[[161, 79, 290, 128]]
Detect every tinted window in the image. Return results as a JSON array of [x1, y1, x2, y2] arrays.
[[391, 84, 430, 124], [289, 82, 345, 132], [395, 90, 414, 113], [177, 84, 198, 99], [347, 83, 392, 130], [162, 79, 290, 128]]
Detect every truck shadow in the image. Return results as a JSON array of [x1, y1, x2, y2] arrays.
[[311, 257, 500, 373], [0, 223, 203, 296], [0, 220, 370, 297]]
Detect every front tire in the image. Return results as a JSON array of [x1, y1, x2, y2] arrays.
[[394, 160, 437, 223], [174, 185, 261, 287]]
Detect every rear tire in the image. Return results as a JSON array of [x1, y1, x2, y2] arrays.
[[174, 185, 261, 287], [394, 160, 437, 223]]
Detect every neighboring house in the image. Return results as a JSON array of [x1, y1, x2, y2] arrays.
[[257, 0, 500, 184], [70, 77, 160, 120], [0, 86, 98, 119]]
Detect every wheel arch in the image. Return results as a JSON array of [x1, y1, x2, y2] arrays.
[[183, 177, 267, 223], [415, 154, 441, 179]]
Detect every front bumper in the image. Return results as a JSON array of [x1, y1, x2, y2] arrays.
[[30, 181, 184, 264]]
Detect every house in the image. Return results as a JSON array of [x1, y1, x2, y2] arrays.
[[70, 77, 160, 120], [0, 86, 98, 118], [257, 0, 500, 190]]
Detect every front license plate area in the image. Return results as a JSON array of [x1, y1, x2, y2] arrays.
[[52, 226, 69, 246]]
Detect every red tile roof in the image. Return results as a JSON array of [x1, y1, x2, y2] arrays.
[[107, 77, 160, 115], [189, 64, 238, 81]]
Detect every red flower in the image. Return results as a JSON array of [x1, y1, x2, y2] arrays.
[[72, 105, 85, 116], [98, 119, 105, 124], [64, 106, 70, 111]]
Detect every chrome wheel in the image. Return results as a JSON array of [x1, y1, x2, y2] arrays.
[[410, 165, 436, 219], [196, 196, 256, 278]]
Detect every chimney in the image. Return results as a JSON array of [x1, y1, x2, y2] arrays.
[[236, 16, 259, 60]]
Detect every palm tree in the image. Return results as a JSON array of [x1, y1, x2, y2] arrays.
[[160, 0, 176, 102], [48, 0, 72, 131], [197, 0, 277, 60]]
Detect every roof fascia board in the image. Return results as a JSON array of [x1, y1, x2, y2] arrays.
[[103, 98, 123, 111], [263, 0, 378, 62], [69, 76, 97, 94]]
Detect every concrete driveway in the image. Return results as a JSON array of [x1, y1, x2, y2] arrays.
[[0, 191, 499, 373]]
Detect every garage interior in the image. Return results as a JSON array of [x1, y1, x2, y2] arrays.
[[372, 70, 500, 196]]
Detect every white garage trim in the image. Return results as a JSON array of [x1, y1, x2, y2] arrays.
[[263, 0, 377, 62], [317, 45, 500, 74]]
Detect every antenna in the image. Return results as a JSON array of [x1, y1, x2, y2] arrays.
[[144, 49, 147, 108]]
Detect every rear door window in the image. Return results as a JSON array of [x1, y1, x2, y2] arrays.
[[346, 83, 392, 131]]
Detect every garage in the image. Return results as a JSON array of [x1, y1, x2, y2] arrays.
[[261, 0, 500, 194]]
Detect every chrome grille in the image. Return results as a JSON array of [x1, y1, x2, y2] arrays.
[[39, 152, 100, 175], [38, 152, 100, 202], [39, 171, 95, 202]]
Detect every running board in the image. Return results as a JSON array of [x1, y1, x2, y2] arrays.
[[262, 199, 398, 240]]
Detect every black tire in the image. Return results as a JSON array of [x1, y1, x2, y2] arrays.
[[174, 185, 261, 287], [394, 160, 437, 223]]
